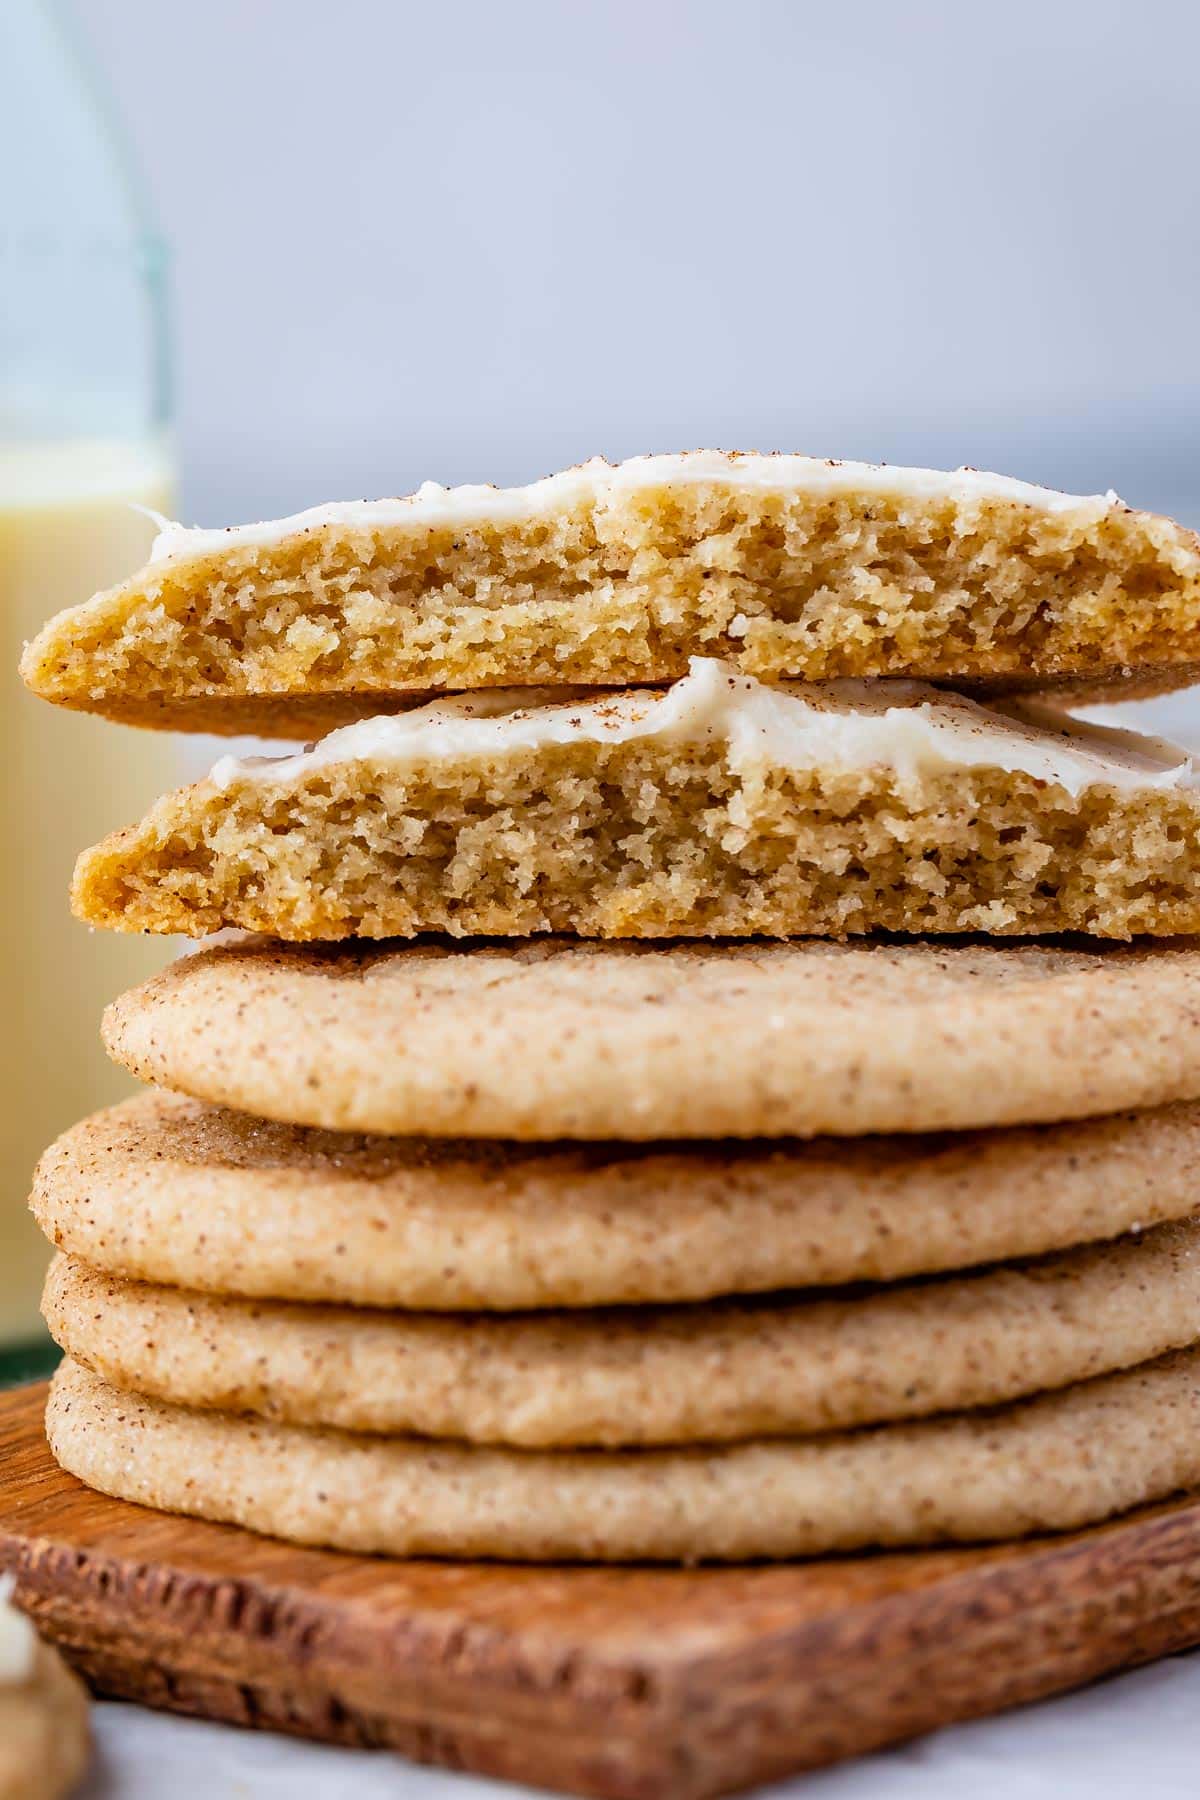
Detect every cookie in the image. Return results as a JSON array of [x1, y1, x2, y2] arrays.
[[36, 1094, 1200, 1308], [43, 1221, 1200, 1447], [46, 1352, 1200, 1562], [71, 665, 1200, 941], [22, 452, 1200, 735], [0, 1581, 90, 1800], [101, 937, 1200, 1139]]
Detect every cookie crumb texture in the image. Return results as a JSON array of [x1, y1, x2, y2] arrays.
[[21, 469, 1200, 733], [72, 740, 1200, 941]]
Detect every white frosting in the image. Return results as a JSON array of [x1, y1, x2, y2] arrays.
[[210, 658, 1194, 798], [150, 452, 1124, 564], [0, 1577, 36, 1685]]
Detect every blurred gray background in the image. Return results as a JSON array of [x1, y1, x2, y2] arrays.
[[72, 0, 1200, 540]]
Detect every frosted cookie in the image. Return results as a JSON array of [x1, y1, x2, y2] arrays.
[[0, 1578, 90, 1800], [35, 1095, 1200, 1307], [47, 1352, 1200, 1562], [70, 663, 1200, 941], [43, 1223, 1200, 1447], [101, 938, 1200, 1139], [21, 452, 1200, 735]]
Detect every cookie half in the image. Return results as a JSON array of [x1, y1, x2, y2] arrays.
[[46, 1353, 1200, 1562], [21, 453, 1200, 734], [0, 1583, 90, 1800], [101, 938, 1200, 1138], [71, 665, 1200, 942], [43, 1222, 1200, 1447], [35, 1094, 1200, 1307]]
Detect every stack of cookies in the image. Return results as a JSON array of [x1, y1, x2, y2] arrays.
[[21, 452, 1200, 1563]]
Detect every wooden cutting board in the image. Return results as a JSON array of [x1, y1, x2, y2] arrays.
[[5, 1380, 1200, 1799]]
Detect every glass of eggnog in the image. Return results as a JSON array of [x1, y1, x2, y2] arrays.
[[1, 1, 177, 1370]]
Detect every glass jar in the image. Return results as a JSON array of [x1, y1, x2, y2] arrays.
[[1, 0, 177, 1371]]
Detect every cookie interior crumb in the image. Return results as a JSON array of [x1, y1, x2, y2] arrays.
[[23, 462, 1200, 732], [72, 734, 1200, 941]]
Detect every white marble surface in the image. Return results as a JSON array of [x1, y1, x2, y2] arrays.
[[80, 1649, 1200, 1798]]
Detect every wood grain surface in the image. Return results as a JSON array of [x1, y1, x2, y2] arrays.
[[4, 1380, 1200, 1799]]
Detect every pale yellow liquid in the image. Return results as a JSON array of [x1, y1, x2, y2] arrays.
[[1, 440, 176, 1346]]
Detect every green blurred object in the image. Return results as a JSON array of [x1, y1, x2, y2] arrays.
[[0, 1336, 60, 1387]]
